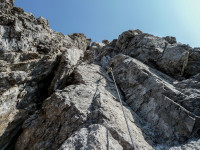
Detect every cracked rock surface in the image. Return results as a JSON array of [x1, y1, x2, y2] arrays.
[[15, 64, 153, 150], [0, 1, 200, 150]]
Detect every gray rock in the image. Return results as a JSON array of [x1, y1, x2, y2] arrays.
[[0, 4, 90, 149], [101, 55, 111, 69], [15, 64, 153, 150], [58, 124, 123, 150], [158, 44, 190, 77], [109, 54, 199, 144], [95, 30, 197, 78], [0, 2, 199, 150], [49, 48, 84, 93], [156, 138, 200, 150], [173, 73, 200, 116], [0, 0, 14, 13], [185, 48, 200, 77]]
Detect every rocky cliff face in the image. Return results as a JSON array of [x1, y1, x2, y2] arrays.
[[0, 1, 200, 150]]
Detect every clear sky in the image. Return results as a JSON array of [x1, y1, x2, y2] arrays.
[[15, 0, 200, 47]]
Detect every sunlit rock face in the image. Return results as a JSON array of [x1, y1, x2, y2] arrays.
[[0, 0, 14, 13], [0, 1, 200, 150]]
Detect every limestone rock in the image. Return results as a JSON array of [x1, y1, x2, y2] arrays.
[[58, 124, 123, 150], [173, 73, 200, 116], [49, 48, 84, 93], [0, 0, 14, 13], [0, 4, 90, 149], [158, 44, 190, 77], [96, 30, 196, 78], [15, 64, 153, 150], [110, 54, 199, 144], [185, 48, 200, 77], [156, 138, 200, 150], [0, 2, 200, 150]]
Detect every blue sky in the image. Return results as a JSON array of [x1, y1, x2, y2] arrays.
[[15, 0, 200, 47]]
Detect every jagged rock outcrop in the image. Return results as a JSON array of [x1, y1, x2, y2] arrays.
[[0, 1, 90, 149], [15, 64, 153, 150], [0, 0, 200, 150], [110, 54, 199, 144], [185, 48, 200, 77], [0, 0, 14, 13]]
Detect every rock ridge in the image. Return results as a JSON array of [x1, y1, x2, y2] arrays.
[[0, 1, 200, 150]]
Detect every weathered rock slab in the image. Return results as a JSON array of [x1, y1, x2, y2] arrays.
[[110, 54, 198, 144]]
